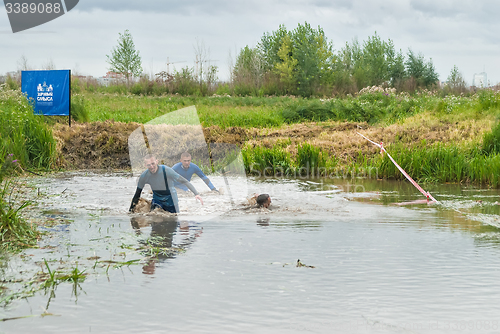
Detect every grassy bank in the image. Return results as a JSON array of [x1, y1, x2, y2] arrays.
[[4, 85, 500, 187], [79, 89, 500, 128], [0, 84, 57, 252], [242, 139, 500, 187], [62, 88, 500, 186]]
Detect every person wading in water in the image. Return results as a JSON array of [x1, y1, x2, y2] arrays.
[[129, 154, 204, 213]]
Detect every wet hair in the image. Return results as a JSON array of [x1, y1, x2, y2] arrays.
[[180, 152, 191, 159], [144, 153, 157, 161], [256, 194, 270, 207]]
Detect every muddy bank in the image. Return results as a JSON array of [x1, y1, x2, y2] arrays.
[[54, 121, 139, 169], [53, 118, 489, 169], [53, 122, 251, 169]]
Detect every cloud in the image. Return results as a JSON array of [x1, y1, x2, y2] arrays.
[[0, 0, 499, 84], [76, 0, 286, 15], [410, 0, 500, 23]]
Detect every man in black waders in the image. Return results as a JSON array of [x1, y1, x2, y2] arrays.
[[129, 154, 204, 213]]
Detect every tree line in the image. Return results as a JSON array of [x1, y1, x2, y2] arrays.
[[7, 23, 471, 97], [231, 23, 442, 96], [102, 23, 468, 97]]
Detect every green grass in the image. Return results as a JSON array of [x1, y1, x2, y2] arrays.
[[374, 141, 500, 186], [242, 145, 293, 176], [242, 143, 337, 177], [0, 85, 56, 169], [241, 139, 500, 187], [70, 95, 90, 122], [83, 93, 288, 127], [4, 84, 500, 187], [482, 121, 500, 155], [78, 88, 500, 186], [81, 89, 500, 129]]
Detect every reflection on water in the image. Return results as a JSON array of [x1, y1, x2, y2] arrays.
[[2, 173, 500, 333], [130, 215, 203, 275]]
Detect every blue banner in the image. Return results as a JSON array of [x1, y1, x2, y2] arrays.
[[21, 70, 70, 116]]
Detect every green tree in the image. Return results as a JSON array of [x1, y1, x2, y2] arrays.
[[106, 30, 143, 86], [359, 33, 391, 87], [336, 34, 405, 92], [233, 45, 264, 94], [405, 49, 438, 89], [446, 65, 467, 94], [259, 25, 289, 71], [258, 22, 334, 97], [291, 23, 334, 96], [387, 48, 406, 88], [332, 40, 360, 94], [274, 34, 298, 93]]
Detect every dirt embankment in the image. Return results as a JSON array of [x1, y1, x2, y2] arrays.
[[54, 121, 139, 169], [53, 122, 252, 169], [53, 118, 488, 170]]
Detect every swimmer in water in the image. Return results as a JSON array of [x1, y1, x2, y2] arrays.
[[256, 194, 271, 208], [247, 193, 271, 208]]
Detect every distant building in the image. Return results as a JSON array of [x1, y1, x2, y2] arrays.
[[472, 72, 488, 88], [96, 71, 122, 86], [96, 71, 133, 86], [103, 71, 125, 79], [73, 75, 93, 80]]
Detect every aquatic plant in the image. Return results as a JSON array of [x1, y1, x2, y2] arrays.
[[0, 155, 39, 252], [42, 259, 86, 289], [374, 142, 500, 187], [242, 145, 293, 176], [296, 142, 328, 175]]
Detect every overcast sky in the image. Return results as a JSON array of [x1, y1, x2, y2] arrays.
[[1, 0, 499, 86]]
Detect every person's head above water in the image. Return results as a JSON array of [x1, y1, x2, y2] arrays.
[[144, 154, 159, 174], [256, 194, 271, 208], [180, 152, 192, 169]]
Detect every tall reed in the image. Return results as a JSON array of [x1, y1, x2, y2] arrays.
[[0, 156, 39, 252], [375, 142, 500, 186]]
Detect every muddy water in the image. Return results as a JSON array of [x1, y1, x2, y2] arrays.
[[2, 173, 500, 333]]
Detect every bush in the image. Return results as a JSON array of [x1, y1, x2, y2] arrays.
[[282, 100, 332, 123]]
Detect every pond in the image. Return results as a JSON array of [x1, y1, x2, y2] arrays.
[[2, 172, 500, 333]]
